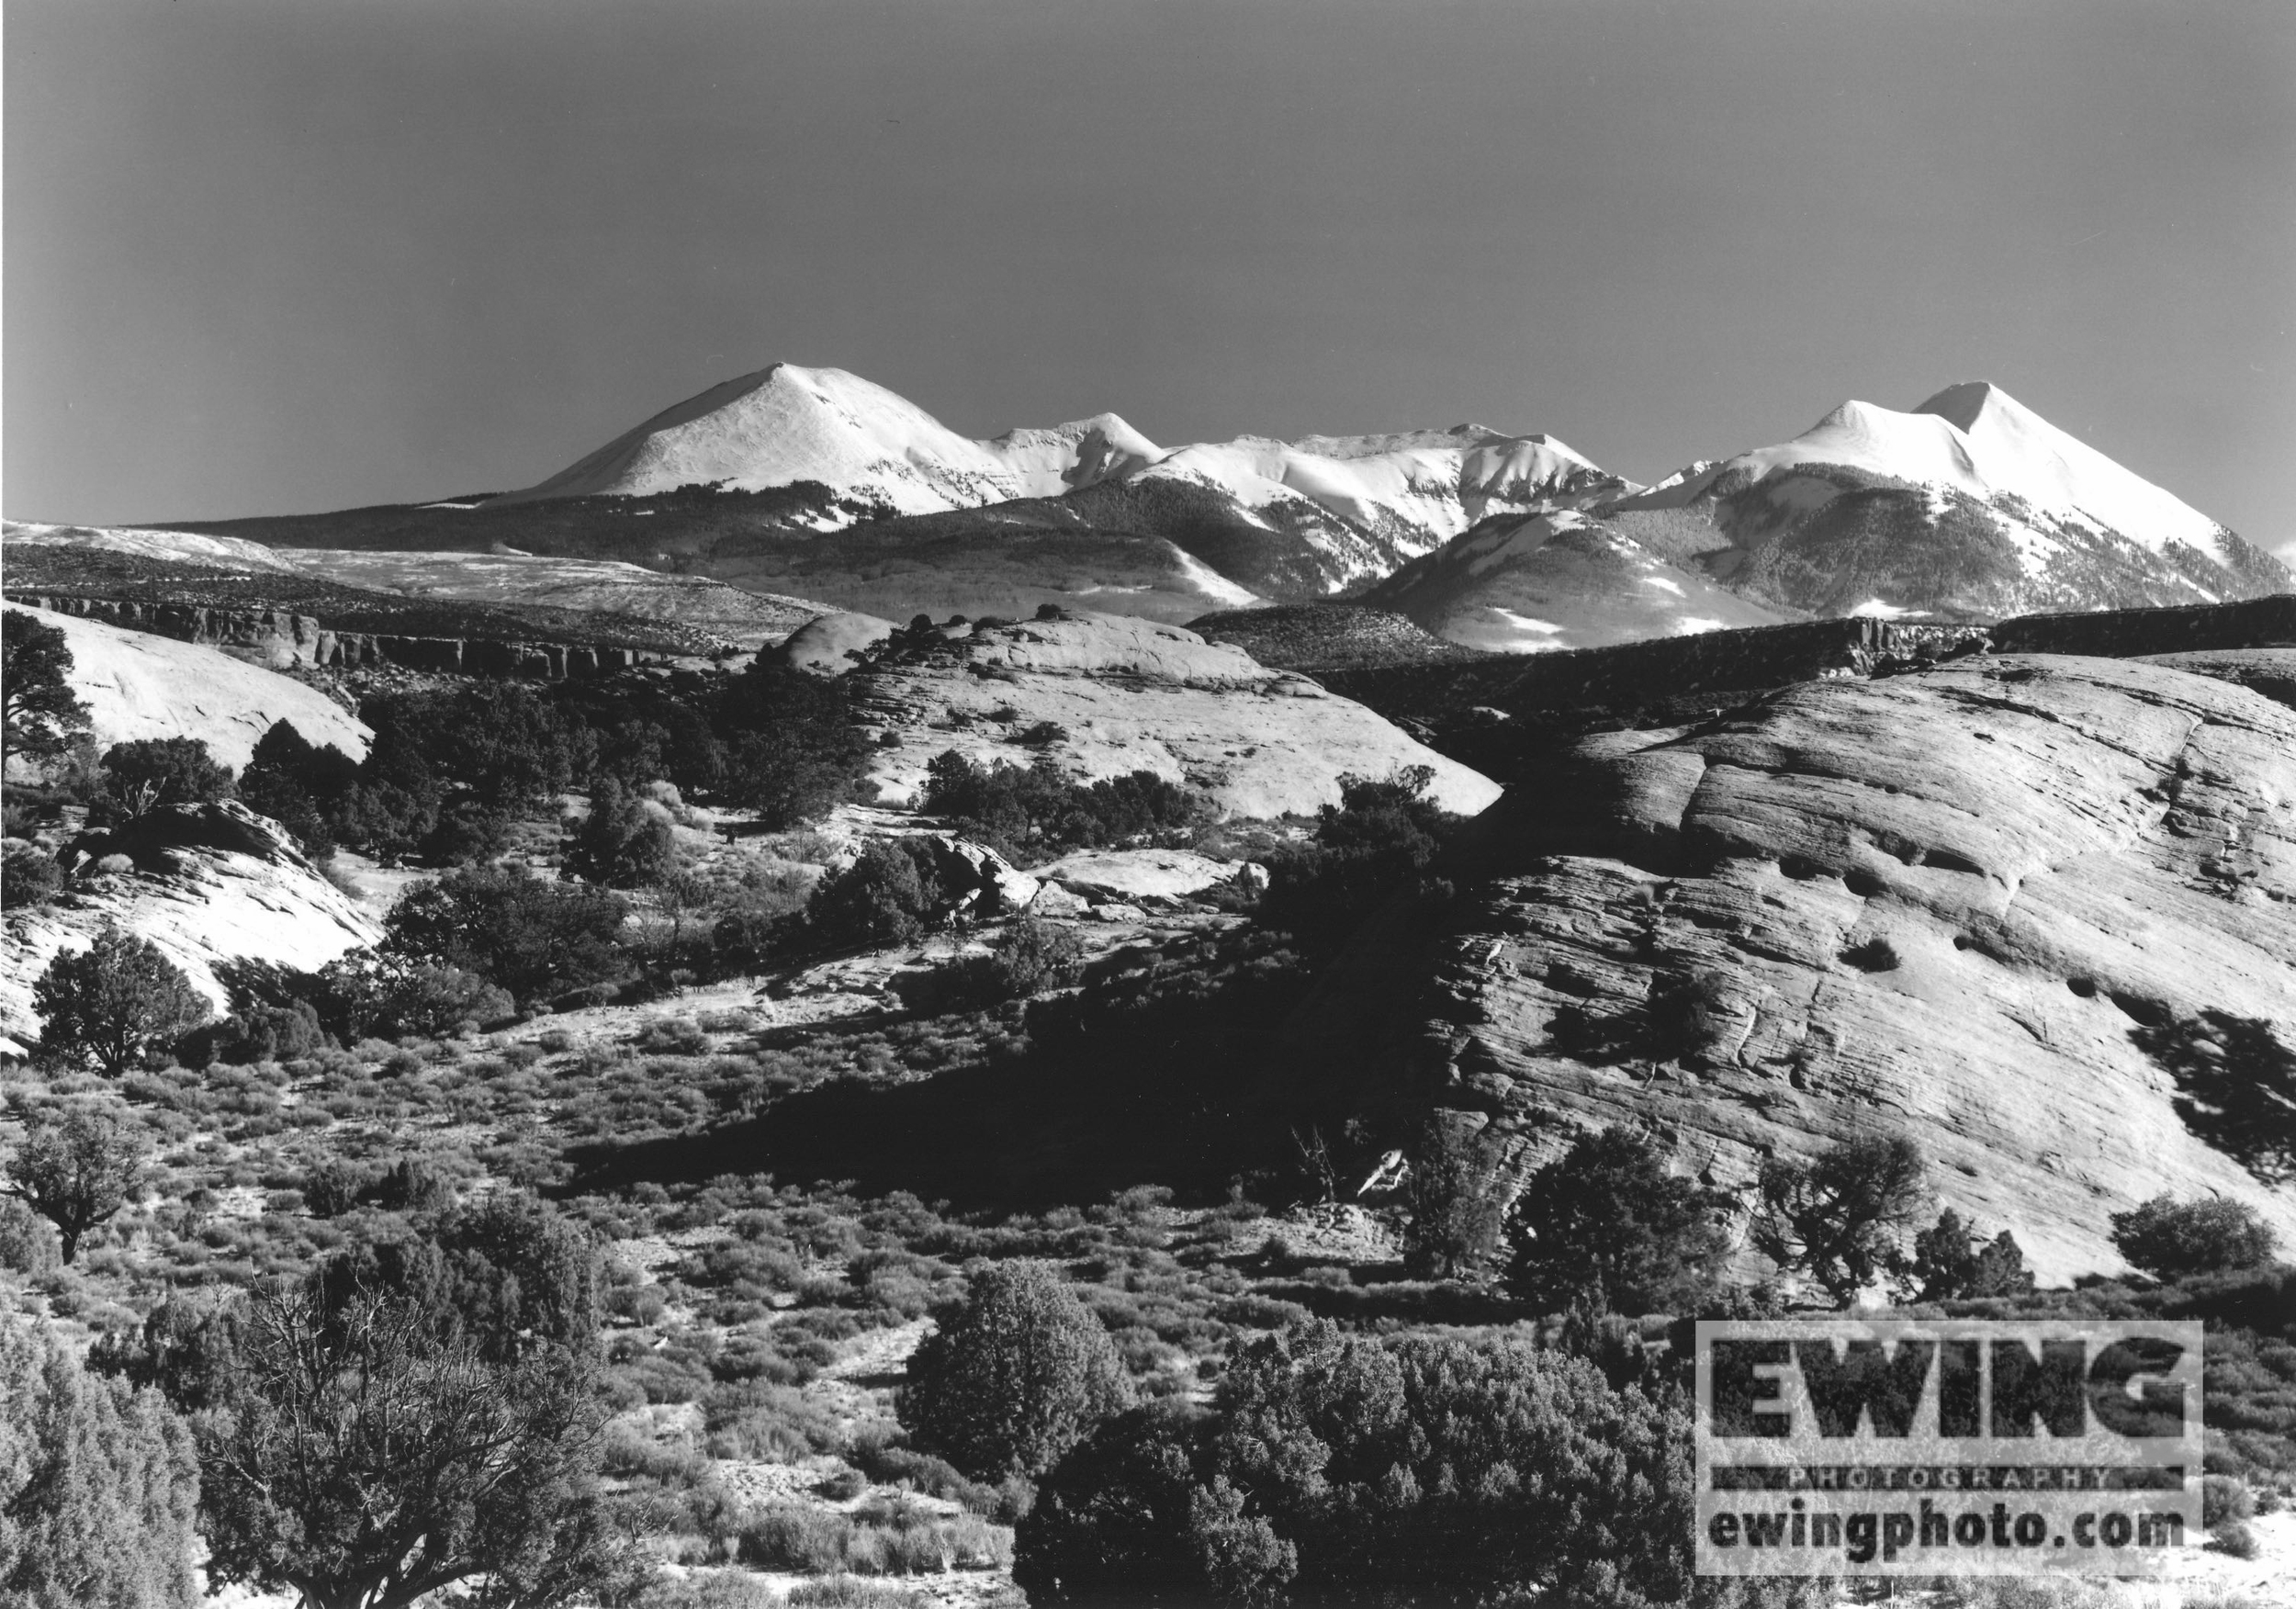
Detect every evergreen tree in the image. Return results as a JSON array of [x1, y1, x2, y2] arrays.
[[0, 610, 93, 769], [1507, 1125, 1736, 1314], [563, 781, 681, 889], [1, 1105, 150, 1265], [1906, 1209, 2035, 1301], [1753, 1135, 1929, 1305], [901, 1260, 1133, 1481], [32, 924, 210, 1075], [0, 1309, 199, 1609], [98, 737, 235, 819], [142, 1198, 644, 1609]]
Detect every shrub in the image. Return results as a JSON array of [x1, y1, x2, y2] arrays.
[[1017, 1320, 1725, 1608], [99, 737, 234, 818], [804, 841, 945, 953], [2208, 1517, 2259, 1558], [2201, 1473, 2254, 1527], [718, 661, 871, 828], [901, 1260, 1133, 1481], [927, 917, 1086, 1009], [301, 1160, 370, 1220], [565, 780, 682, 889], [786, 1577, 929, 1607], [1506, 1125, 1736, 1314], [366, 1157, 455, 1215], [385, 863, 630, 1003], [202, 998, 330, 1067], [702, 1381, 845, 1462], [32, 922, 211, 1075], [919, 750, 1200, 861], [0, 840, 64, 908], [1256, 766, 1458, 951], [0, 1197, 62, 1275], [313, 951, 513, 1041], [2110, 1196, 2279, 1279], [1405, 1120, 1510, 1279]]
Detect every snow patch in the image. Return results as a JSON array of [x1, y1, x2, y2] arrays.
[[1170, 547, 1262, 608]]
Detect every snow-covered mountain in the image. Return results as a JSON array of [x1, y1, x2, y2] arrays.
[[1365, 509, 1790, 654], [1371, 382, 2287, 653], [485, 363, 1632, 595], [152, 369, 2281, 647], [1609, 381, 2286, 621]]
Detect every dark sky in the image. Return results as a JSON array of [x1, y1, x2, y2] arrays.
[[6, 0, 2291, 555]]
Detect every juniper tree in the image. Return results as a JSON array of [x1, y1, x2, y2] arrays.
[[1753, 1134, 1929, 1305], [901, 1259, 1133, 1481], [2, 1105, 150, 1265], [32, 923, 210, 1075], [0, 1308, 199, 1608], [0, 609, 92, 769]]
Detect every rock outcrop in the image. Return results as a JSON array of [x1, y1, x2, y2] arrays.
[[2136, 649, 2296, 713], [1291, 653, 2296, 1285], [1033, 848, 1256, 906], [781, 612, 897, 676], [11, 603, 371, 771], [914, 837, 1041, 917], [850, 613, 1502, 821], [854, 610, 1497, 821], [0, 803, 384, 1056]]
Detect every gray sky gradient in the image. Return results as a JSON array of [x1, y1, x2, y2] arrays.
[[6, 0, 2291, 552]]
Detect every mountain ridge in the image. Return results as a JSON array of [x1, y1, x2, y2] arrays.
[[73, 365, 2286, 649]]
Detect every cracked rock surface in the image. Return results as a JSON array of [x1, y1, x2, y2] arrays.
[[1293, 653, 2296, 1283]]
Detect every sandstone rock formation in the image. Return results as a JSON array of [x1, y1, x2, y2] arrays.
[[2136, 649, 2296, 713], [13, 603, 370, 771], [781, 612, 897, 676], [0, 804, 384, 1056], [1033, 848, 1255, 906], [851, 613, 1502, 821], [1293, 653, 2296, 1284]]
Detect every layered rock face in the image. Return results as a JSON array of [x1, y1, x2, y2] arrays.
[[0, 804, 384, 1056], [1295, 653, 2296, 1284], [12, 593, 684, 679], [850, 613, 1502, 821]]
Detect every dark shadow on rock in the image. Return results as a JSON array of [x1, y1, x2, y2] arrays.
[[2133, 1010, 2296, 1185]]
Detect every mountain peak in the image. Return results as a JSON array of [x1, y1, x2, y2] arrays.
[[1914, 379, 2020, 433]]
